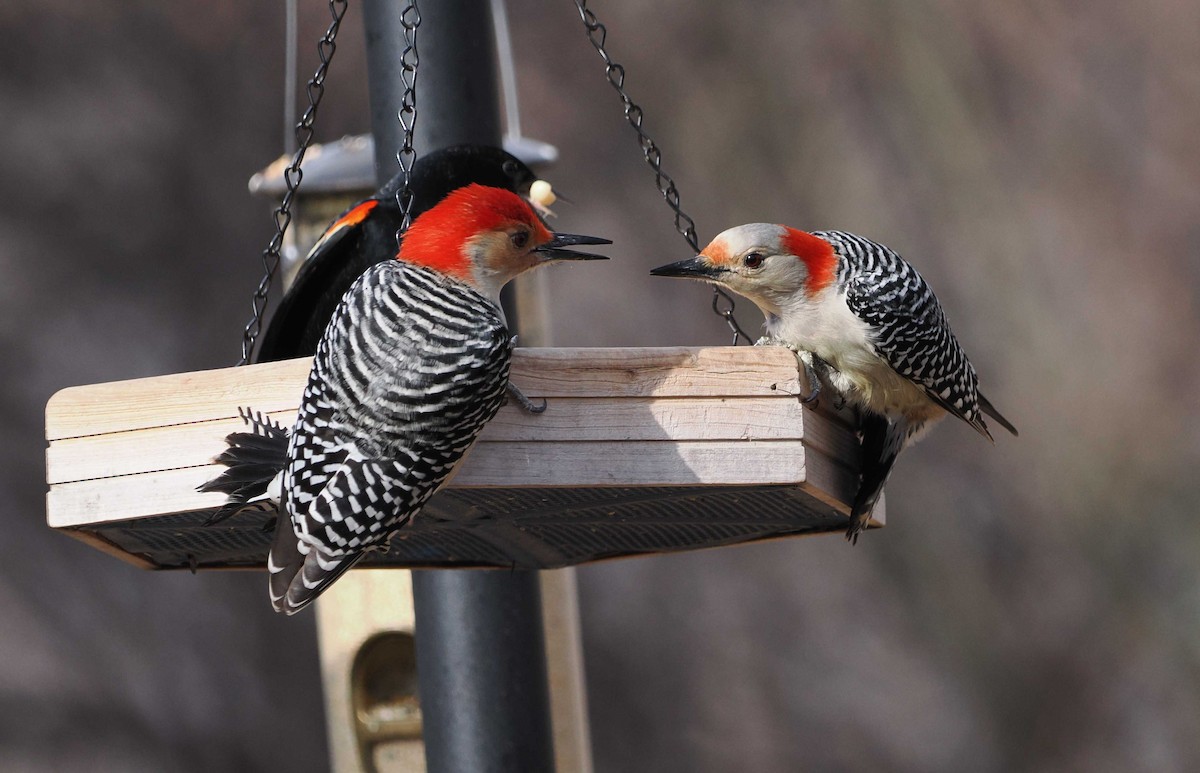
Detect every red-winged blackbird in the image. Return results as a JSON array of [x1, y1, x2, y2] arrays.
[[254, 144, 541, 363]]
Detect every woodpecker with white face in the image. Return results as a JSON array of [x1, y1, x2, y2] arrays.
[[203, 184, 610, 613], [651, 225, 1016, 542]]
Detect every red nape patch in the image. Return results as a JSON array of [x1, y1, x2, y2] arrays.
[[781, 227, 837, 294], [398, 184, 549, 280]]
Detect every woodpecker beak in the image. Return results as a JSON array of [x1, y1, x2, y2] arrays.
[[534, 232, 612, 262], [649, 255, 726, 279]]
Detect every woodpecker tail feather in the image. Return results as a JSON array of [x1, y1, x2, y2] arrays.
[[978, 392, 1018, 437], [198, 408, 289, 525], [847, 413, 907, 544], [267, 525, 364, 615]]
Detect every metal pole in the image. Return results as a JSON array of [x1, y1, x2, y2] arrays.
[[363, 0, 503, 176], [412, 572, 555, 772], [361, 2, 556, 771]]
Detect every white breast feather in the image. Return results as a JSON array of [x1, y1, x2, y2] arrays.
[[768, 289, 942, 423]]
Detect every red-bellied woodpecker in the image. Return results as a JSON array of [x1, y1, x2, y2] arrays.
[[203, 184, 609, 613], [651, 225, 1016, 542]]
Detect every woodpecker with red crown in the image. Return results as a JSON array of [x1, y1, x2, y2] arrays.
[[651, 225, 1016, 542], [203, 184, 609, 613], [256, 144, 558, 363]]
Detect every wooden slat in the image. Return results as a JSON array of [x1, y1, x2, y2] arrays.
[[46, 410, 294, 486], [46, 397, 817, 486], [46, 358, 311, 440], [47, 440, 813, 528], [480, 396, 805, 442], [452, 440, 807, 487], [798, 451, 859, 517], [45, 347, 806, 441], [47, 410, 292, 482], [797, 407, 861, 468], [508, 347, 802, 398], [48, 465, 227, 528]]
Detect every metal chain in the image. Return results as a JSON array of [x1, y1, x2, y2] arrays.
[[394, 0, 422, 233], [238, 0, 350, 366], [573, 0, 752, 345]]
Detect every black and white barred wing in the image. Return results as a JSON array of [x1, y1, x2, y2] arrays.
[[269, 261, 513, 614], [270, 445, 444, 614], [818, 230, 991, 438]]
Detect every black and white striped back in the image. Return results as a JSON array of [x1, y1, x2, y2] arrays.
[[271, 260, 512, 612], [814, 230, 988, 434]]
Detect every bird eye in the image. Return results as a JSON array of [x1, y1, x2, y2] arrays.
[[743, 252, 765, 269], [511, 230, 530, 249]]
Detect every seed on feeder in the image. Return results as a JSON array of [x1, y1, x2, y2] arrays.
[[529, 179, 557, 215]]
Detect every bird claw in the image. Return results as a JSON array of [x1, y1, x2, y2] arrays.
[[784, 349, 822, 406], [799, 357, 822, 406], [801, 352, 850, 409], [755, 337, 821, 404], [506, 381, 547, 414], [755, 337, 837, 407], [505, 340, 548, 414]]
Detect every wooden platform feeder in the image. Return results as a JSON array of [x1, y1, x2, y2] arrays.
[[45, 346, 879, 571]]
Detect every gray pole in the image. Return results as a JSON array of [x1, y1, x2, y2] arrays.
[[361, 2, 556, 771], [363, 0, 503, 177]]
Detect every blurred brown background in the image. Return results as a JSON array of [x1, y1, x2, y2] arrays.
[[4, 1, 1199, 770]]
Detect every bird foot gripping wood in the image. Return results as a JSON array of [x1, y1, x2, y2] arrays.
[[806, 354, 849, 412], [506, 381, 547, 414], [755, 336, 823, 406], [506, 337, 547, 414]]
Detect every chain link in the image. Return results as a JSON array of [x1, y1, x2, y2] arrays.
[[239, 0, 350, 365], [573, 0, 752, 346], [395, 0, 422, 234]]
